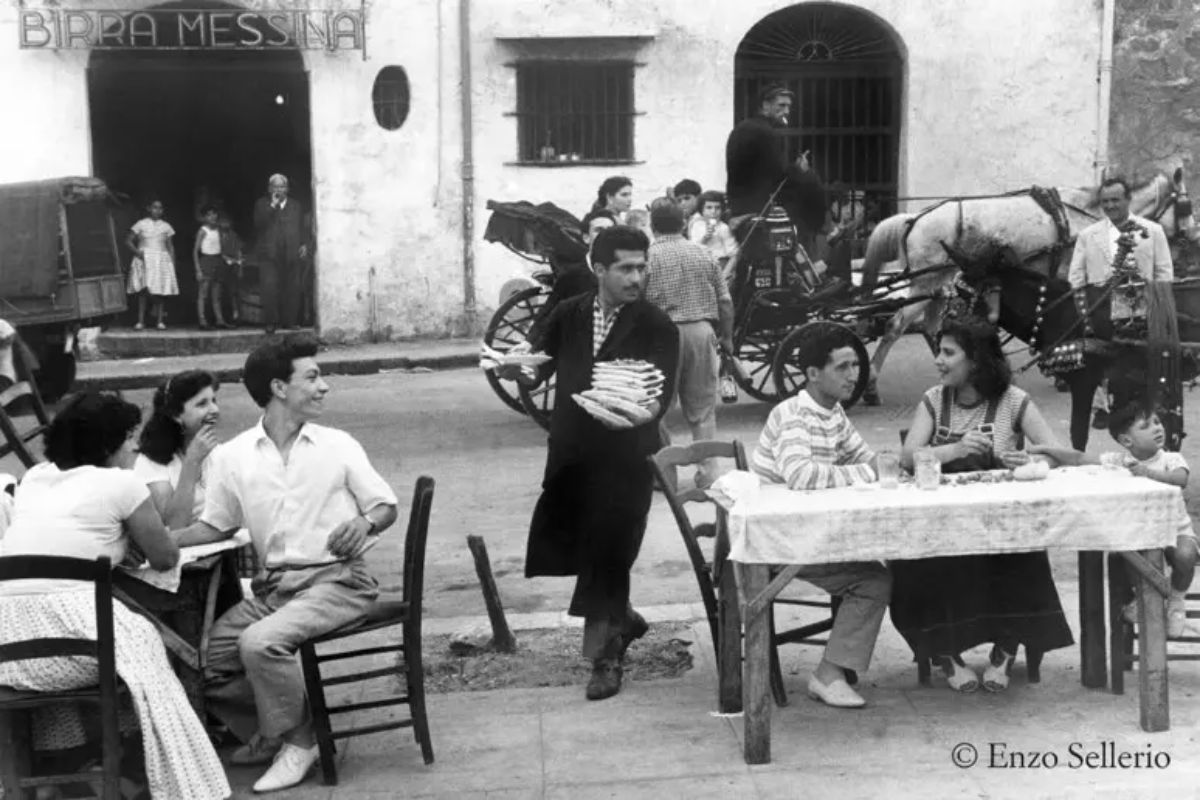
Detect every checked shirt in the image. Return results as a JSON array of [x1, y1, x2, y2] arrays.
[[643, 234, 731, 325]]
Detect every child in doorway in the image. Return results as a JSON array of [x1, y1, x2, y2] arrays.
[[125, 198, 179, 330], [688, 190, 738, 267], [219, 217, 245, 326], [1031, 403, 1198, 638], [192, 205, 231, 330]]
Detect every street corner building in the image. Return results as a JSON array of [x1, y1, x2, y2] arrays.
[[2, 0, 1150, 343]]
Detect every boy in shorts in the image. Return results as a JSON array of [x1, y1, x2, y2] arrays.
[[1033, 403, 1198, 637]]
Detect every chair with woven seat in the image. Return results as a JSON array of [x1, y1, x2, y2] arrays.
[[649, 440, 851, 709], [298, 475, 435, 786], [0, 341, 52, 469], [0, 555, 125, 800]]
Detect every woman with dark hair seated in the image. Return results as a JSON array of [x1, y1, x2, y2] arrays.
[[134, 370, 221, 529], [0, 392, 230, 800], [891, 318, 1074, 693]]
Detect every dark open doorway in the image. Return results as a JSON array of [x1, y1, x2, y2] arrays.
[[88, 17, 312, 329]]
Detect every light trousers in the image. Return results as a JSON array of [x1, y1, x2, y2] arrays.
[[204, 559, 378, 741], [789, 561, 891, 673]]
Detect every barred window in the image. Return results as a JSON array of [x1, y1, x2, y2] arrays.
[[514, 61, 636, 164]]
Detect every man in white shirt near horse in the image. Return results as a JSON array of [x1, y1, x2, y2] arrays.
[[177, 332, 398, 793], [1067, 176, 1174, 438]]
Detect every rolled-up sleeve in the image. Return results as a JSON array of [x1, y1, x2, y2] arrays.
[[341, 435, 398, 513]]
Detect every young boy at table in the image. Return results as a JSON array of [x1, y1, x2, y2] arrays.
[[1031, 402, 1198, 638], [750, 326, 891, 709], [174, 333, 399, 793]]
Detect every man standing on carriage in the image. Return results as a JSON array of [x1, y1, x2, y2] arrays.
[[1067, 176, 1174, 441], [724, 83, 834, 292]]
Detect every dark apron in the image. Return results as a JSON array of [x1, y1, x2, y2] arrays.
[[889, 389, 1074, 658]]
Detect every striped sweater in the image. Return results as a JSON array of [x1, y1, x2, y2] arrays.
[[752, 390, 876, 490]]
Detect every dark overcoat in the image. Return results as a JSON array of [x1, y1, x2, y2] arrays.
[[724, 114, 827, 234], [252, 196, 308, 265], [524, 293, 680, 584]]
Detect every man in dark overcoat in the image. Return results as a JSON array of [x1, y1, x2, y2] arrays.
[[252, 173, 310, 333], [505, 225, 680, 701], [725, 83, 827, 250]]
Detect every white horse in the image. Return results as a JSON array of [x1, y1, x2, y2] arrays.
[[858, 169, 1198, 402]]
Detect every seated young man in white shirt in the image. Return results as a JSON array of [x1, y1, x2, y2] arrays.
[[751, 327, 892, 709], [176, 333, 398, 793]]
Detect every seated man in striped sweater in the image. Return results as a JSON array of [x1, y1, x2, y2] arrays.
[[750, 327, 892, 709]]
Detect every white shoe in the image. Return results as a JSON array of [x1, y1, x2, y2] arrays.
[[252, 743, 318, 793], [806, 674, 866, 708], [1168, 593, 1187, 639]]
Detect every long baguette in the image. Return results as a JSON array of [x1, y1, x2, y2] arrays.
[[581, 390, 655, 424], [572, 393, 634, 428]]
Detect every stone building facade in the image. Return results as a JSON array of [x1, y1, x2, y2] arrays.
[[2, 0, 1109, 341]]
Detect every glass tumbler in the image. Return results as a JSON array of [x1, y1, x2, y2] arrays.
[[877, 449, 900, 489], [915, 447, 942, 490]]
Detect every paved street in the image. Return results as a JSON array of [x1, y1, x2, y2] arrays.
[[111, 333, 1197, 624]]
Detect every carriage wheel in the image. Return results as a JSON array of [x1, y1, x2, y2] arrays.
[[732, 328, 790, 402], [771, 321, 871, 408], [517, 374, 555, 432], [483, 286, 546, 415]]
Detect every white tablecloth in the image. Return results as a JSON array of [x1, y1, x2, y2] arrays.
[[722, 467, 1186, 565]]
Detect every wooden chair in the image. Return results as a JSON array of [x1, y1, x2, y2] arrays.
[[0, 341, 52, 468], [1108, 552, 1199, 694], [897, 428, 1043, 685], [649, 440, 851, 709], [299, 476, 435, 786], [0, 556, 124, 800]]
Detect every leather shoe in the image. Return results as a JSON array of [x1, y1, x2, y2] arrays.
[[618, 612, 649, 660], [252, 742, 318, 793], [585, 658, 623, 701], [805, 674, 865, 708]]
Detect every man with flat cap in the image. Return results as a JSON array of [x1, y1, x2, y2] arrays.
[[253, 173, 310, 333], [725, 83, 828, 254]]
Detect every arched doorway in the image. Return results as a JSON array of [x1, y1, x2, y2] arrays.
[[735, 3, 903, 252], [87, 1, 314, 330]]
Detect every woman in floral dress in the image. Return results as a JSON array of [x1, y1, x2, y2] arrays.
[[125, 198, 179, 331]]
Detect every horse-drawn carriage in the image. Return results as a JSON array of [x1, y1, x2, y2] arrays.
[[480, 199, 936, 428]]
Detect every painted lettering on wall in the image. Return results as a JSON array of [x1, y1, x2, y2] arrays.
[[18, 9, 365, 51]]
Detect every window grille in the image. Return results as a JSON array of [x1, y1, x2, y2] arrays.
[[513, 61, 636, 164]]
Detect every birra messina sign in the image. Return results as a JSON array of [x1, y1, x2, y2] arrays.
[[18, 8, 365, 51]]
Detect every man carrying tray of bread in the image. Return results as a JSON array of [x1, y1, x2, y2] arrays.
[[495, 224, 680, 701]]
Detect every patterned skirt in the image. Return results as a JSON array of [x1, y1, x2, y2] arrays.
[[127, 250, 179, 297], [0, 589, 230, 800]]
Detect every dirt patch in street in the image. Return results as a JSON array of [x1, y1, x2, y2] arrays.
[[421, 623, 696, 693]]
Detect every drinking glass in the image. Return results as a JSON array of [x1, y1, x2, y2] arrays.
[[915, 447, 942, 490], [877, 449, 900, 489]]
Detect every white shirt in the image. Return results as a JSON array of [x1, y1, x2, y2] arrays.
[[0, 463, 149, 594], [133, 453, 206, 523], [199, 225, 222, 255], [201, 420, 397, 568]]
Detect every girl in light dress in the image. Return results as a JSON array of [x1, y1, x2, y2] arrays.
[[125, 198, 179, 331], [688, 190, 738, 266]]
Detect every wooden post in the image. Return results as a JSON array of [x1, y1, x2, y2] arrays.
[[717, 558, 743, 714], [1078, 551, 1108, 688], [1135, 548, 1170, 732], [741, 563, 772, 765], [466, 535, 517, 653]]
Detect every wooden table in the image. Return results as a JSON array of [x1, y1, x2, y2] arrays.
[[115, 538, 249, 719], [714, 467, 1184, 764]]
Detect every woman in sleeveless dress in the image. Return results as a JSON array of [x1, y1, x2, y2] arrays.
[[891, 317, 1075, 693], [125, 198, 179, 331]]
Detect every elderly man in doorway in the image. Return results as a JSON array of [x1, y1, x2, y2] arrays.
[[253, 174, 311, 334]]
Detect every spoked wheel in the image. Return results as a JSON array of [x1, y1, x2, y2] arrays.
[[771, 321, 871, 408], [732, 328, 790, 403], [517, 374, 555, 431], [483, 286, 546, 415]]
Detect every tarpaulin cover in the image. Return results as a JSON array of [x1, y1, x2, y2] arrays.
[[0, 177, 111, 298], [484, 200, 587, 264]]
